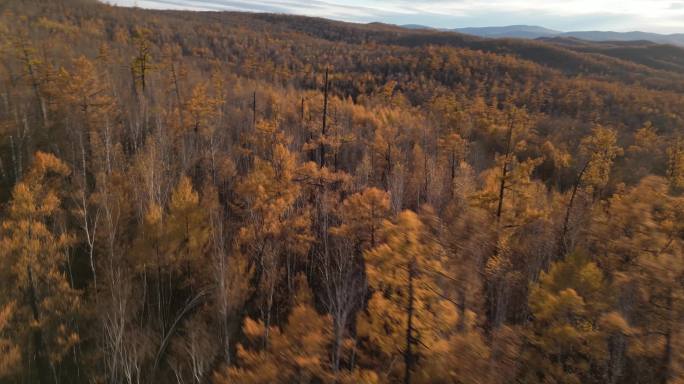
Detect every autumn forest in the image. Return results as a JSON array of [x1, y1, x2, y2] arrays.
[[1, 0, 684, 383]]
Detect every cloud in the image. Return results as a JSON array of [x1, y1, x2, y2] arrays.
[[103, 0, 684, 33]]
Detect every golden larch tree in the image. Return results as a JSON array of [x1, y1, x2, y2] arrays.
[[0, 152, 80, 383]]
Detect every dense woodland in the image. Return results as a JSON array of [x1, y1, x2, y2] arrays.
[[1, 0, 684, 383]]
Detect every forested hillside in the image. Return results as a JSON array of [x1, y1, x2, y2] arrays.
[[1, 0, 684, 383]]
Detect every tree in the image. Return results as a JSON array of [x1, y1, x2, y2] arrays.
[[624, 122, 663, 183], [131, 28, 153, 94], [440, 194, 493, 332], [133, 174, 211, 339], [59, 55, 115, 130], [12, 32, 50, 126], [235, 142, 312, 343], [357, 210, 458, 383], [559, 125, 623, 255], [0, 302, 20, 378], [0, 151, 80, 383], [166, 176, 211, 273], [59, 55, 115, 291], [577, 125, 623, 192], [476, 154, 547, 328], [667, 137, 684, 192], [182, 81, 223, 170], [214, 276, 335, 384], [590, 176, 684, 383], [437, 132, 467, 193], [329, 187, 390, 249], [317, 237, 365, 376], [168, 312, 217, 384], [520, 252, 621, 384], [490, 107, 535, 224]]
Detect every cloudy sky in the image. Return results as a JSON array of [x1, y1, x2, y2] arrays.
[[104, 0, 684, 33]]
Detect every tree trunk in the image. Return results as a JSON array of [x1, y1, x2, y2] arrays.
[[320, 67, 329, 168], [559, 160, 589, 257], [252, 90, 257, 130], [27, 265, 51, 384], [496, 119, 514, 223], [404, 259, 416, 384], [663, 289, 674, 384]]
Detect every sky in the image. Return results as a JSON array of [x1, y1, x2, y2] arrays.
[[103, 0, 684, 34]]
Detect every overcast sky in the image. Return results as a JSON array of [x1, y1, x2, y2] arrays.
[[104, 0, 684, 34]]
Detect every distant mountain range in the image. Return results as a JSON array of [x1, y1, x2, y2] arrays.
[[401, 24, 684, 46]]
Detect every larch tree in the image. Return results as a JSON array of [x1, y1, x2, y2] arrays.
[[437, 132, 467, 195], [624, 122, 663, 183], [213, 276, 338, 384], [0, 151, 81, 384], [329, 187, 391, 250], [131, 28, 154, 95], [590, 176, 684, 383], [59, 55, 115, 132], [235, 141, 312, 344], [559, 125, 623, 254], [520, 252, 622, 384], [667, 137, 684, 192], [0, 302, 20, 378], [12, 31, 50, 126], [182, 81, 223, 172], [476, 154, 546, 328], [59, 55, 116, 292], [160, 43, 187, 126], [579, 126, 623, 190], [357, 210, 458, 384], [133, 174, 211, 337], [440, 193, 493, 333], [369, 109, 403, 191], [487, 106, 536, 225]]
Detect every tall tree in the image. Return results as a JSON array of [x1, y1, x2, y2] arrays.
[[559, 125, 623, 255], [667, 137, 684, 192], [235, 141, 312, 343], [357, 210, 458, 383], [0, 151, 81, 384], [0, 302, 20, 378], [214, 276, 338, 384], [519, 252, 622, 384], [590, 176, 684, 383]]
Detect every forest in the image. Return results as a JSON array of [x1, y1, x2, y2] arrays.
[[0, 0, 684, 383]]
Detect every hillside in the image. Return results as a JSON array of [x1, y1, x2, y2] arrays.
[[539, 37, 684, 74], [448, 24, 684, 46], [0, 0, 683, 383]]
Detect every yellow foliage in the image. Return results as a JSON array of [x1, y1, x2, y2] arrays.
[[330, 187, 390, 248], [0, 152, 80, 368], [358, 210, 458, 381], [522, 252, 615, 383], [215, 277, 336, 384], [667, 137, 684, 191], [579, 125, 623, 190], [0, 303, 20, 378]]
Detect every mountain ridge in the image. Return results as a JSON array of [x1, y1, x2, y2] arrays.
[[401, 24, 684, 46]]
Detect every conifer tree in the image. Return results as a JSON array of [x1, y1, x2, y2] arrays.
[[214, 276, 336, 384], [0, 303, 20, 378], [559, 125, 623, 254], [235, 141, 312, 342], [357, 210, 458, 383], [329, 187, 390, 249], [0, 151, 80, 383], [520, 252, 620, 384], [590, 176, 684, 383], [667, 137, 684, 192]]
